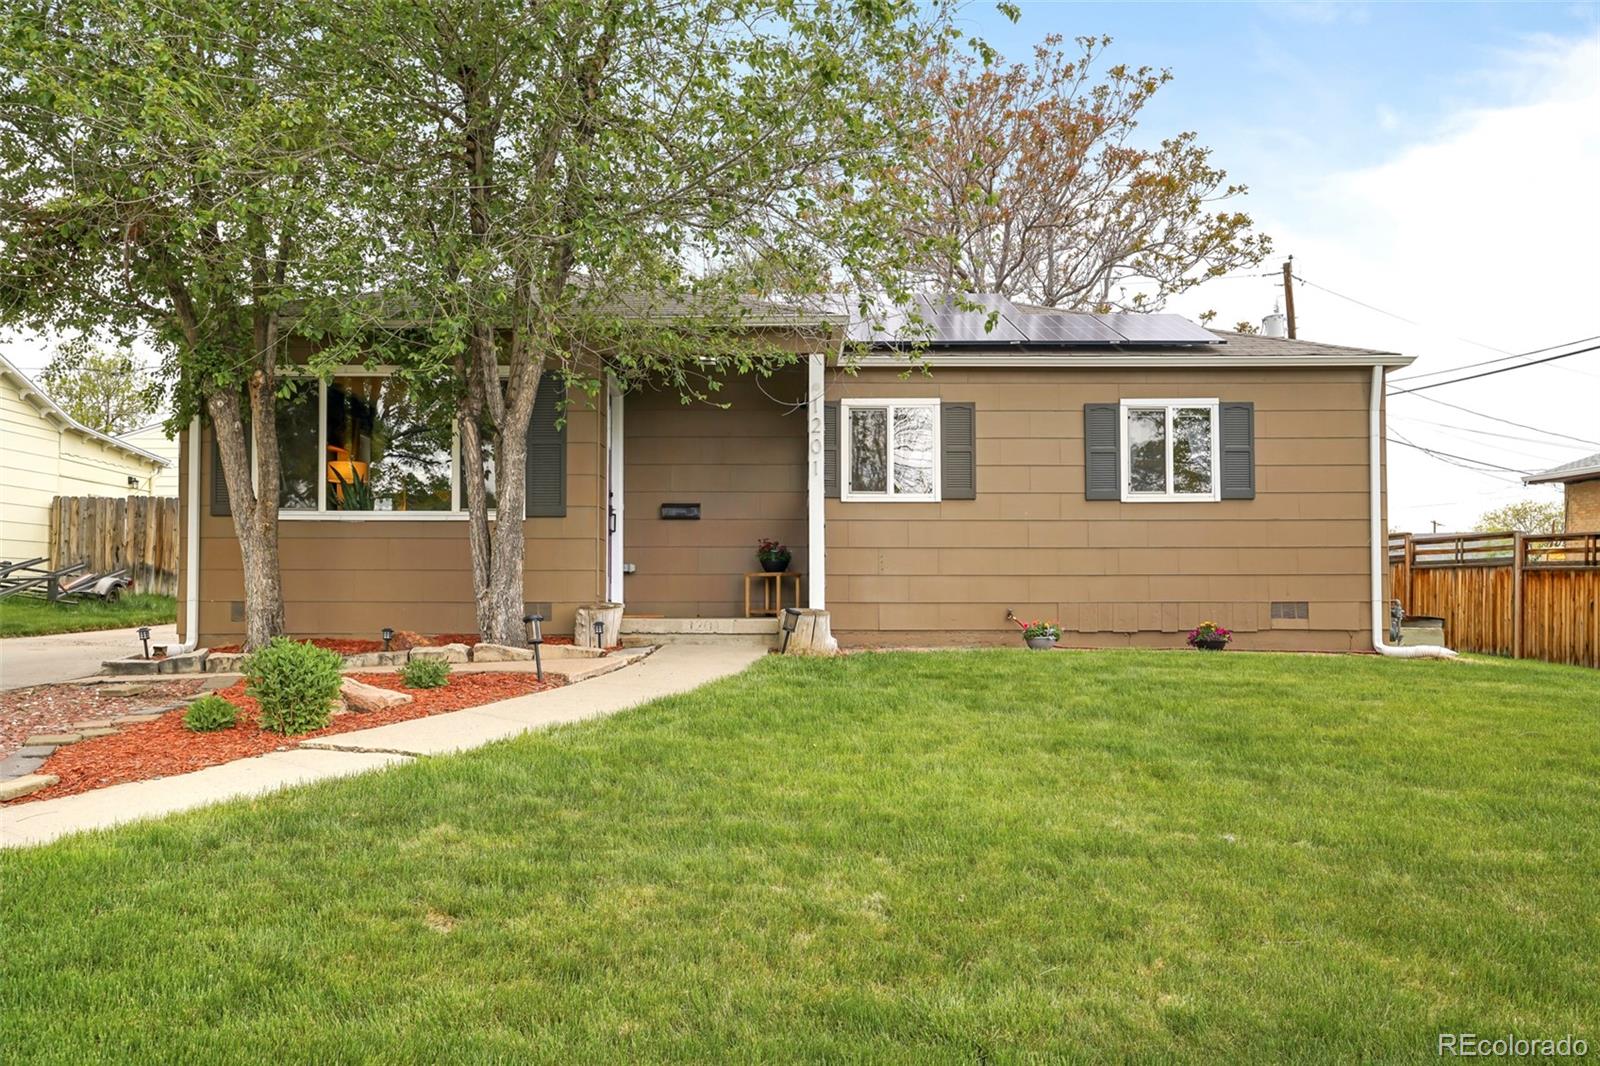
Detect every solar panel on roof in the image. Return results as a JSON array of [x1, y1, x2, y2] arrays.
[[1019, 315, 1125, 345], [1095, 313, 1219, 344]]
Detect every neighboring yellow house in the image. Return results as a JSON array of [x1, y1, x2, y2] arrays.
[[0, 353, 171, 565], [114, 420, 181, 496]]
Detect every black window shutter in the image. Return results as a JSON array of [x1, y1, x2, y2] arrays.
[[1083, 403, 1120, 500], [525, 375, 567, 518], [209, 423, 251, 517], [824, 401, 839, 499], [1219, 401, 1255, 499], [940, 402, 976, 500]]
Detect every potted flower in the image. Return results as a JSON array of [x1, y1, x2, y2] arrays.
[[1187, 621, 1233, 651], [757, 538, 791, 573], [1021, 620, 1060, 650]]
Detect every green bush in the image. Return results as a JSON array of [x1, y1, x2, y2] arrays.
[[183, 693, 237, 732], [400, 657, 451, 689], [244, 637, 344, 735]]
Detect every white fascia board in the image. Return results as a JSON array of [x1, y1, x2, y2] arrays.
[[847, 351, 1416, 369]]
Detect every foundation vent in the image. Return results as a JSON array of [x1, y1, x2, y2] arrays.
[[1270, 601, 1309, 621]]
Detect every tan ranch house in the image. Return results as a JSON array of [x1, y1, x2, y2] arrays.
[[174, 295, 1414, 653]]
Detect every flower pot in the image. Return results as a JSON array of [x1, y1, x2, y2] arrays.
[[1194, 638, 1229, 651], [760, 554, 791, 573], [1024, 635, 1057, 650]]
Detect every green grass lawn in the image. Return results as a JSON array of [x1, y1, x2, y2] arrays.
[[3, 650, 1597, 1062], [0, 593, 176, 638]]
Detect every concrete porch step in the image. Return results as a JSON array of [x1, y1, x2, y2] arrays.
[[619, 617, 779, 649]]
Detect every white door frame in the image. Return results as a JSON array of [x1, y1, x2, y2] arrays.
[[606, 375, 625, 604]]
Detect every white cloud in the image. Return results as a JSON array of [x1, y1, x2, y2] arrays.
[[1171, 29, 1600, 533]]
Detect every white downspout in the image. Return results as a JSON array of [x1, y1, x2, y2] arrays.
[[172, 414, 203, 653], [1369, 365, 1455, 659]]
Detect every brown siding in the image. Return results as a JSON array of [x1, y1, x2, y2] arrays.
[[184, 391, 605, 644], [623, 367, 808, 615], [1565, 479, 1600, 532], [824, 365, 1379, 652]]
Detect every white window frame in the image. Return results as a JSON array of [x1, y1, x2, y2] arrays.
[[1118, 398, 1221, 504], [256, 366, 522, 522], [840, 398, 942, 503]]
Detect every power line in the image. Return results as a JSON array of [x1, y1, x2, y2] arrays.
[[1387, 343, 1600, 395], [1389, 334, 1600, 383], [1388, 414, 1589, 450], [1295, 273, 1600, 382], [1386, 432, 1531, 481], [1394, 391, 1600, 448]]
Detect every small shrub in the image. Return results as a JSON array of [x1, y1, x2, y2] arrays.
[[245, 637, 344, 735], [183, 693, 237, 732], [400, 657, 451, 690]]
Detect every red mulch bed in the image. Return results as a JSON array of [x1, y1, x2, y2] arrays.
[[0, 679, 207, 761], [11, 671, 564, 804], [205, 633, 575, 655]]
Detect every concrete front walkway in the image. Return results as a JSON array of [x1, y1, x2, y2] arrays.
[[0, 642, 765, 849], [0, 624, 179, 691]]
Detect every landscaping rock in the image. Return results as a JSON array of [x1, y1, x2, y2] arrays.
[[390, 630, 432, 651], [25, 732, 83, 746], [205, 652, 245, 674], [343, 651, 408, 668], [470, 642, 536, 663], [101, 657, 161, 676], [157, 650, 210, 674], [410, 643, 469, 664], [0, 774, 59, 801], [339, 677, 415, 713]]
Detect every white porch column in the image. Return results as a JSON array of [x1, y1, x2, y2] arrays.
[[806, 350, 826, 609]]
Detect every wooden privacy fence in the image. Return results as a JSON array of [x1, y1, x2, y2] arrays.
[[1389, 531, 1600, 668], [48, 495, 180, 597]]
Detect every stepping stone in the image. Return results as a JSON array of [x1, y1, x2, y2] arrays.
[[0, 754, 47, 780], [112, 713, 165, 725], [79, 727, 119, 738], [16, 745, 56, 758], [97, 682, 156, 696], [0, 774, 58, 801], [25, 732, 83, 746], [72, 718, 116, 729], [101, 658, 161, 676]]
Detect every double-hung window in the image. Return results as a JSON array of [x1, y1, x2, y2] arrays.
[[841, 399, 940, 502], [1119, 399, 1219, 503]]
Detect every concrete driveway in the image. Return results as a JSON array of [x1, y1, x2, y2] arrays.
[[0, 624, 177, 691]]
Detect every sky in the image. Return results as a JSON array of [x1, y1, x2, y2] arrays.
[[968, 0, 1600, 532], [5, 1, 1597, 533]]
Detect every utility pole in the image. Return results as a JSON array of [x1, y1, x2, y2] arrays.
[[1281, 257, 1297, 339]]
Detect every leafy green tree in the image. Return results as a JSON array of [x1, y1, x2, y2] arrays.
[[335, 0, 954, 643], [1, 0, 370, 649], [1476, 499, 1564, 534], [38, 340, 160, 435]]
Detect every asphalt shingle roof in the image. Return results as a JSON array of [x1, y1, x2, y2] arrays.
[[1525, 451, 1600, 485]]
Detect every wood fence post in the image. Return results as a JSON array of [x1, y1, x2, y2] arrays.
[[1401, 533, 1414, 611], [1511, 531, 1525, 660]]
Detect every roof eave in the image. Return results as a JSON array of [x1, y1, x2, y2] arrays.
[[850, 349, 1415, 369], [1524, 465, 1600, 486]]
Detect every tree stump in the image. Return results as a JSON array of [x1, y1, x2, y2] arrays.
[[782, 609, 837, 656], [575, 602, 625, 649]]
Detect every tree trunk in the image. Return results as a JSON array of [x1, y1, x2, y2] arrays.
[[206, 388, 285, 650]]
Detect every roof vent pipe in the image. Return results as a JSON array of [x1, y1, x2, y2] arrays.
[[1261, 308, 1288, 339]]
